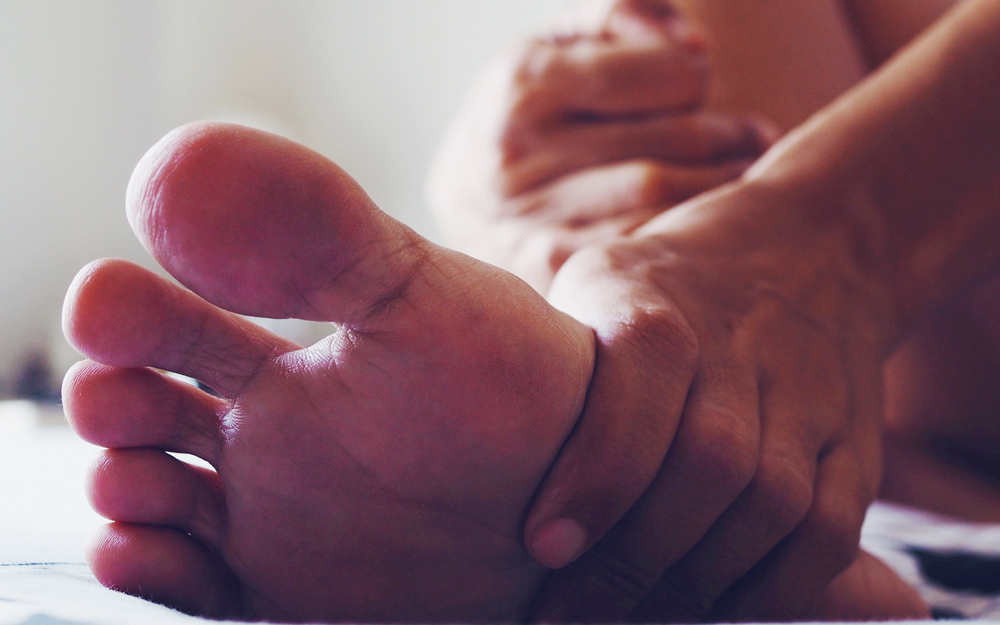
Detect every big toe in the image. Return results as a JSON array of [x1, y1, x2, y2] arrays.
[[127, 121, 426, 324]]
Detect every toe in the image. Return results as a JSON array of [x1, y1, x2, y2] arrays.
[[64, 361, 225, 463], [87, 448, 225, 546], [64, 258, 297, 398], [126, 122, 431, 326], [88, 523, 243, 619]]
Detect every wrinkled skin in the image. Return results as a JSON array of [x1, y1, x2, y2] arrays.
[[64, 122, 595, 622], [427, 0, 772, 293]]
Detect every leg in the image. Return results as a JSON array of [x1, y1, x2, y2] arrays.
[[882, 274, 1000, 522], [472, 0, 925, 619], [667, 0, 1000, 525], [670, 0, 867, 129], [675, 0, 1000, 532], [63, 122, 595, 621], [671, 0, 956, 123]]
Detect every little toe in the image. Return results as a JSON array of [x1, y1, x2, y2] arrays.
[[87, 448, 225, 546], [64, 361, 225, 463], [88, 523, 244, 619], [127, 122, 433, 326], [64, 258, 297, 398]]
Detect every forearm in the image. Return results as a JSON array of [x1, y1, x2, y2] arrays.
[[523, 4, 1000, 617], [643, 0, 1000, 347], [780, 0, 1000, 333]]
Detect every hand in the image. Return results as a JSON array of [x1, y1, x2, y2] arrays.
[[526, 175, 892, 621], [427, 0, 775, 292]]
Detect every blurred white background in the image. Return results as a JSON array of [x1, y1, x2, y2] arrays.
[[0, 0, 568, 396]]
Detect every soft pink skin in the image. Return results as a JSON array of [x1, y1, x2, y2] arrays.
[[62, 121, 595, 622], [427, 0, 772, 295], [61, 121, 928, 623]]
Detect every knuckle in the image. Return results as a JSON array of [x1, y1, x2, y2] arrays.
[[621, 305, 699, 372], [556, 242, 701, 366], [686, 415, 758, 495], [752, 457, 815, 531]]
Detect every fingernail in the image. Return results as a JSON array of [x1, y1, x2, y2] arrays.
[[531, 518, 587, 569]]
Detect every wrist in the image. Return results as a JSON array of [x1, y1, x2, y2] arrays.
[[740, 0, 1000, 335], [636, 164, 900, 354]]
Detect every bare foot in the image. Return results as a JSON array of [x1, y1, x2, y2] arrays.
[[61, 122, 594, 622]]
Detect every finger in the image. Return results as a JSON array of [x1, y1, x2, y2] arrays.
[[603, 0, 702, 47], [512, 18, 706, 124], [634, 349, 852, 620], [548, 0, 692, 44], [710, 431, 883, 620], [88, 448, 226, 548], [507, 114, 768, 194], [88, 523, 242, 619], [640, 420, 826, 618], [64, 257, 295, 398], [637, 327, 868, 620], [127, 121, 432, 326], [806, 550, 929, 620], [523, 298, 699, 574], [522, 38, 706, 118], [527, 358, 759, 623], [509, 212, 659, 293], [504, 159, 753, 291], [64, 360, 226, 462], [513, 159, 754, 224]]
